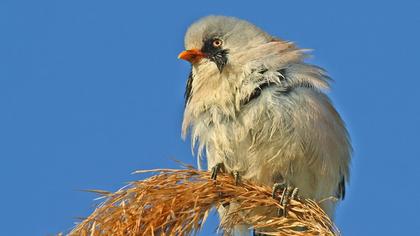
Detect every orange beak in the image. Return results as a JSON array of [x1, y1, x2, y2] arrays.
[[178, 49, 206, 63]]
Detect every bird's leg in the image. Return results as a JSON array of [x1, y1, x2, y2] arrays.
[[272, 182, 286, 199], [272, 182, 299, 217], [279, 185, 299, 217], [233, 170, 240, 185], [210, 162, 225, 180]]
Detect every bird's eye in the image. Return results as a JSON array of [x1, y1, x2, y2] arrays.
[[212, 39, 223, 48]]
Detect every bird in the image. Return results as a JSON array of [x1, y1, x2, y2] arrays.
[[178, 15, 351, 235]]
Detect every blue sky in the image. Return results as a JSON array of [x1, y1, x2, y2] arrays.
[[1, 1, 419, 235]]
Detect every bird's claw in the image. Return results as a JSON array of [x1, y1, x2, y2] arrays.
[[210, 163, 225, 180], [272, 182, 299, 217], [253, 229, 264, 236]]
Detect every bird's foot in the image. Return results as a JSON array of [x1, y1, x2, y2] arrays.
[[272, 182, 299, 217], [210, 162, 225, 180]]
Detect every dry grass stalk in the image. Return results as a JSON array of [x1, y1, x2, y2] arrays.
[[68, 168, 340, 236]]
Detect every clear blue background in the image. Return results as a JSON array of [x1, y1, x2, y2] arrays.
[[1, 1, 419, 235]]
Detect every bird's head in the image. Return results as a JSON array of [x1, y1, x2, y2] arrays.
[[178, 16, 277, 73]]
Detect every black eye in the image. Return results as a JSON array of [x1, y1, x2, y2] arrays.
[[212, 38, 223, 48]]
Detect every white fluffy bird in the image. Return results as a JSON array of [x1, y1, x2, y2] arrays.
[[178, 15, 351, 234]]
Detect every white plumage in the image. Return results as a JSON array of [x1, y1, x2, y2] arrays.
[[179, 15, 351, 234]]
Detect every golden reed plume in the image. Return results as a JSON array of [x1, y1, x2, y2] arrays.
[[69, 167, 339, 236]]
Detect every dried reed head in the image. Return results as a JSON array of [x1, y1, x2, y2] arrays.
[[68, 168, 340, 236]]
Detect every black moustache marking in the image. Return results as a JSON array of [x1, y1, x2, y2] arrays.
[[201, 38, 229, 73], [209, 49, 229, 72]]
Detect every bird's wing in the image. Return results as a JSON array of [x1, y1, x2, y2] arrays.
[[184, 69, 193, 106]]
